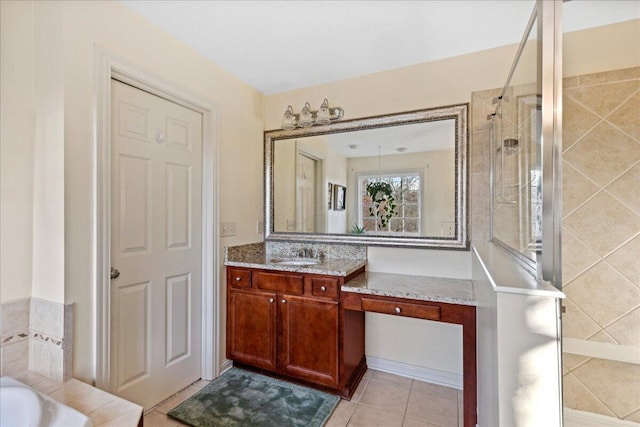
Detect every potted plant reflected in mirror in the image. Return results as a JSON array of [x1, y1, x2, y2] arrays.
[[365, 181, 397, 229], [351, 224, 365, 234]]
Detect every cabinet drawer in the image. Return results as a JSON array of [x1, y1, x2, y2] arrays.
[[255, 271, 304, 295], [310, 277, 339, 299], [228, 268, 251, 289], [361, 298, 441, 321]]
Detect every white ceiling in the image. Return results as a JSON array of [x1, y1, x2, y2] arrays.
[[327, 119, 455, 158], [119, 1, 639, 95]]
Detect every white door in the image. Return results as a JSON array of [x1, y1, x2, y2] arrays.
[[296, 154, 316, 232], [110, 79, 202, 409]]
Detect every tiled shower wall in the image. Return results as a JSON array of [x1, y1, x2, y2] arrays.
[[471, 67, 640, 423], [561, 67, 640, 422], [0, 298, 74, 381]]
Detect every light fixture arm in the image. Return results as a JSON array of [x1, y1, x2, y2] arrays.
[[286, 107, 344, 123]]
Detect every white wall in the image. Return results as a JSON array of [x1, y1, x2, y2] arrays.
[[32, 2, 65, 304], [0, 1, 265, 382], [0, 0, 35, 302], [0, 1, 65, 304], [474, 249, 563, 427]]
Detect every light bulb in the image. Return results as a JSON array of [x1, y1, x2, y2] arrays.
[[298, 102, 313, 128], [282, 105, 296, 130], [315, 99, 331, 125]]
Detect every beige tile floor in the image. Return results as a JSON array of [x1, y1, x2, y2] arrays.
[[143, 369, 463, 427]]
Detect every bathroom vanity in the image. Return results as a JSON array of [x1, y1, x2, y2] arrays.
[[224, 243, 478, 427], [225, 244, 368, 398], [227, 266, 367, 396]]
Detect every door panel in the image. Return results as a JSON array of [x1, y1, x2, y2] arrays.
[[114, 280, 151, 390], [166, 273, 191, 366], [296, 154, 316, 232], [117, 154, 151, 255], [110, 79, 202, 409], [118, 101, 150, 142], [166, 116, 192, 152], [166, 162, 191, 250]]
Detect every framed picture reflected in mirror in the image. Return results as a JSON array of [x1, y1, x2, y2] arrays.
[[334, 184, 346, 211]]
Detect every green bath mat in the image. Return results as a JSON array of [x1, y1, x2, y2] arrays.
[[167, 368, 340, 427]]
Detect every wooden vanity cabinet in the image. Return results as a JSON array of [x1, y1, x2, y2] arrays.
[[226, 266, 366, 397], [227, 288, 277, 370], [280, 294, 339, 387]]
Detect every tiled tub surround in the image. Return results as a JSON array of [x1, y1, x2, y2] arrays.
[[4, 370, 142, 427], [1, 298, 30, 375], [1, 298, 74, 381], [561, 67, 640, 423], [225, 242, 367, 276]]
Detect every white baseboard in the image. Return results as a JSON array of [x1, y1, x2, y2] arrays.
[[365, 355, 462, 390], [219, 358, 233, 375], [564, 408, 640, 427]]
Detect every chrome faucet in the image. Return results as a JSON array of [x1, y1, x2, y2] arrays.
[[298, 247, 314, 258]]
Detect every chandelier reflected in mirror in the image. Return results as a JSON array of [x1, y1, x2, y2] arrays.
[[281, 99, 344, 130]]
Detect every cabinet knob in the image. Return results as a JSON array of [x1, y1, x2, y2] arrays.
[[395, 307, 401, 314], [281, 299, 287, 304], [320, 286, 326, 292], [235, 277, 241, 282], [269, 298, 274, 303]]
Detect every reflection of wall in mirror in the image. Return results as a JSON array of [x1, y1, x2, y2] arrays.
[[273, 135, 348, 233], [326, 144, 347, 233], [346, 150, 455, 236], [274, 139, 297, 231]]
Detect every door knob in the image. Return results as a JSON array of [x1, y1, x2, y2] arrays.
[[110, 267, 120, 280]]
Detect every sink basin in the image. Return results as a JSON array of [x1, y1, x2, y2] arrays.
[[270, 258, 320, 266]]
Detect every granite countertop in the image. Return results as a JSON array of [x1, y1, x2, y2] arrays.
[[342, 271, 476, 306], [224, 242, 366, 277]]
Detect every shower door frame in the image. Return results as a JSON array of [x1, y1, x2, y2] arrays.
[[489, 0, 563, 289]]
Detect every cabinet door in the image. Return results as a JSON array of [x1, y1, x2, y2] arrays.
[[279, 295, 339, 387], [227, 288, 277, 371]]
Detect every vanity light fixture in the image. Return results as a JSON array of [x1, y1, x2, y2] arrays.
[[281, 99, 344, 130]]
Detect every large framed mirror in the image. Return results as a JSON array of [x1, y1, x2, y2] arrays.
[[264, 103, 469, 249]]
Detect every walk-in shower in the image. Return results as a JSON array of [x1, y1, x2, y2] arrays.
[[488, 1, 560, 286]]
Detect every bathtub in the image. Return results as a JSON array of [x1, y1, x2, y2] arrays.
[[0, 377, 92, 427]]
